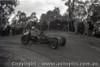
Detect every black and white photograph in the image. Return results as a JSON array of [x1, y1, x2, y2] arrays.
[[0, 0, 100, 67]]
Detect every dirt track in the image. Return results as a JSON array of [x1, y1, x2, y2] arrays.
[[0, 31, 100, 67]]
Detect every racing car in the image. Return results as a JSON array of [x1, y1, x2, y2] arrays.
[[21, 27, 66, 49]]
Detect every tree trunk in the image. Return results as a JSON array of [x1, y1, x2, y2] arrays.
[[84, 21, 89, 35], [74, 22, 79, 34]]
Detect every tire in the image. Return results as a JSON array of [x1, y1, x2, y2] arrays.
[[50, 39, 58, 49], [21, 35, 30, 45], [59, 37, 66, 46]]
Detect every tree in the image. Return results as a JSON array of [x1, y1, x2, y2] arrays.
[[73, 0, 100, 35], [64, 0, 88, 33], [89, 0, 100, 22], [0, 0, 19, 27], [65, 0, 76, 19], [12, 11, 26, 28], [63, 0, 100, 34], [0, 0, 19, 36], [40, 7, 61, 30], [40, 14, 46, 23], [11, 11, 27, 35], [63, 0, 76, 32], [40, 14, 48, 31], [73, 0, 89, 34]]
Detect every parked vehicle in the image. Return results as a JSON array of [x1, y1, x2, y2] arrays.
[[21, 27, 66, 49]]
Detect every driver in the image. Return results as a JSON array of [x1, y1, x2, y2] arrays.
[[25, 12, 44, 36], [31, 26, 40, 36], [25, 12, 46, 38]]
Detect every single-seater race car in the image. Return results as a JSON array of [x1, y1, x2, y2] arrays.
[[21, 27, 66, 49]]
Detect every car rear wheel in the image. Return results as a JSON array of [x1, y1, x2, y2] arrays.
[[59, 37, 66, 46], [50, 39, 58, 49]]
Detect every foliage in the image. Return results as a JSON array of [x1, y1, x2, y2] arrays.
[[0, 0, 19, 17], [90, 2, 100, 22], [40, 7, 62, 30], [0, 0, 19, 26], [40, 7, 61, 23], [11, 11, 26, 29]]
